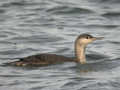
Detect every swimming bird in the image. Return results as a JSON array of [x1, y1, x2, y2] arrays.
[[7, 34, 103, 66]]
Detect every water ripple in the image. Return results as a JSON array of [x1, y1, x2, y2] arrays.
[[0, 0, 120, 90], [47, 6, 94, 15]]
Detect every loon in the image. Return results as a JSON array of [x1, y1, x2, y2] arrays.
[[7, 34, 103, 66]]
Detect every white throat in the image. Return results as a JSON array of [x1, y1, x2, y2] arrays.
[[75, 41, 87, 64]]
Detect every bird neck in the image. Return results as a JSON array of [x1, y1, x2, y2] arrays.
[[75, 41, 86, 64]]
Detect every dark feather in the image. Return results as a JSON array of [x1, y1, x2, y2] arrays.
[[7, 54, 75, 66]]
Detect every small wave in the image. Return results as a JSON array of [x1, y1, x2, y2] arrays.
[[102, 12, 120, 18], [46, 6, 94, 15], [1, 1, 26, 7], [109, 41, 120, 44], [85, 24, 119, 28], [90, 0, 120, 3], [1, 1, 40, 7], [87, 53, 108, 60]]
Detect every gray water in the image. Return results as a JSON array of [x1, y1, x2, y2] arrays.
[[0, 0, 120, 90]]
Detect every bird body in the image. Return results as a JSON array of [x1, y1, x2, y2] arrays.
[[10, 54, 74, 66], [6, 34, 103, 66]]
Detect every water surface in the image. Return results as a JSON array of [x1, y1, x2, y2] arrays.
[[0, 0, 120, 90]]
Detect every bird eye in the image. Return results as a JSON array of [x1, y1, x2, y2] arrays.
[[86, 36, 89, 39]]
